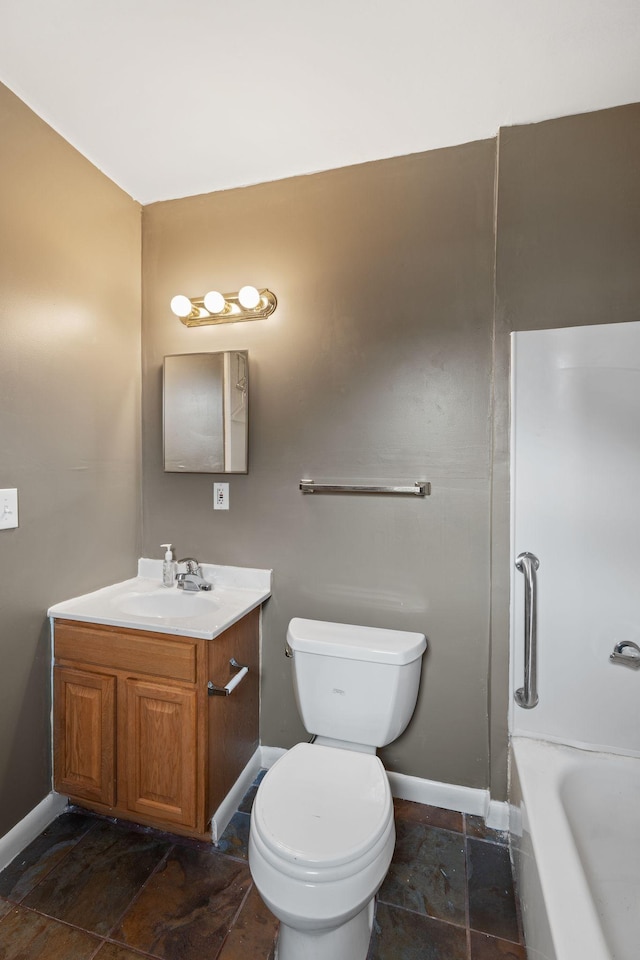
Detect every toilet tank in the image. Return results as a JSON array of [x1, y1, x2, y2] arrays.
[[287, 618, 427, 748]]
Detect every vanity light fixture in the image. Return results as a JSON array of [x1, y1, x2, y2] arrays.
[[170, 285, 277, 327]]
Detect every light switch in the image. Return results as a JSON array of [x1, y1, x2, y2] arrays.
[[0, 489, 18, 530]]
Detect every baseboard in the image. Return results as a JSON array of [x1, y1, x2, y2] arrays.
[[258, 745, 509, 826], [0, 756, 509, 867], [210, 748, 263, 843], [389, 772, 509, 829], [258, 745, 287, 769], [387, 770, 489, 817], [485, 800, 510, 831], [0, 792, 68, 872]]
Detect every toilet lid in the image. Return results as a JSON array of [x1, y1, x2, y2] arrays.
[[252, 743, 392, 871]]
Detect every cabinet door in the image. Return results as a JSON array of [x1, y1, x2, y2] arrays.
[[125, 679, 197, 828], [54, 666, 116, 805]]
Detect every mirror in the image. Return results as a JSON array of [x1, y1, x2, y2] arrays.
[[163, 351, 248, 473]]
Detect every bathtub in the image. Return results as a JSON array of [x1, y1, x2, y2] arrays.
[[509, 736, 640, 960]]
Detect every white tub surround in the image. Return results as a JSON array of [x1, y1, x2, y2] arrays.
[[48, 559, 271, 639], [510, 324, 640, 756], [511, 737, 640, 960], [509, 324, 640, 960]]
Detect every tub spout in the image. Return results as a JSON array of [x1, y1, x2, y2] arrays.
[[610, 640, 640, 669]]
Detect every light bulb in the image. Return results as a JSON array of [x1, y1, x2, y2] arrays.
[[203, 290, 226, 314], [170, 294, 194, 318], [238, 285, 261, 310]]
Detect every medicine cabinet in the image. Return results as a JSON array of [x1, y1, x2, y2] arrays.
[[163, 351, 248, 473]]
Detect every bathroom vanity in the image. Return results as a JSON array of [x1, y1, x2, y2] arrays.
[[49, 560, 271, 840]]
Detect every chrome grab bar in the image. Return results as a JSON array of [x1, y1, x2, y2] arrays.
[[515, 552, 540, 709]]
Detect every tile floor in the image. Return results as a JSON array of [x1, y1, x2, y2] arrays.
[[0, 774, 527, 960]]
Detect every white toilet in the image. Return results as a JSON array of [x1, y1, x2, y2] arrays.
[[249, 617, 427, 960]]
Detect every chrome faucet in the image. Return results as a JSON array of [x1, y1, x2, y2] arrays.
[[176, 558, 212, 592]]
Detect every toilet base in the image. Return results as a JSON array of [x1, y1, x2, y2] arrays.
[[275, 897, 375, 960]]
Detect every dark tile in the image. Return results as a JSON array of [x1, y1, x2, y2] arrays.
[[216, 812, 250, 860], [467, 838, 520, 943], [0, 812, 96, 902], [470, 930, 527, 959], [379, 820, 467, 926], [394, 800, 464, 834], [465, 816, 509, 845], [238, 770, 267, 815], [217, 885, 279, 960], [0, 903, 100, 959], [94, 944, 153, 959], [367, 901, 468, 960], [0, 780, 529, 960], [112, 843, 252, 960], [238, 784, 258, 815], [22, 818, 171, 936]]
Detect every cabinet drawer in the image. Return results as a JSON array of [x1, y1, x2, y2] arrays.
[[55, 620, 197, 682]]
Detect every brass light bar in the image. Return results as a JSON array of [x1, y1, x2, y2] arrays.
[[171, 288, 277, 327]]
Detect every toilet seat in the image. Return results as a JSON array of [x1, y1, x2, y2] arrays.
[[251, 743, 393, 883]]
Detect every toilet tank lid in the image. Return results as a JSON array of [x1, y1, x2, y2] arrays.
[[287, 618, 427, 665]]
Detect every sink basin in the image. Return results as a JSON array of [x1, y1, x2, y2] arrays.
[[48, 562, 271, 640], [114, 589, 219, 619]]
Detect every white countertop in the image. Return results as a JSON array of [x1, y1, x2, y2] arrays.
[[48, 559, 272, 640]]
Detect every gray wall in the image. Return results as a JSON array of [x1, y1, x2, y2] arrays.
[[2, 89, 637, 834], [488, 102, 640, 795], [142, 141, 498, 790], [143, 102, 640, 800], [0, 83, 142, 835], [497, 102, 640, 332]]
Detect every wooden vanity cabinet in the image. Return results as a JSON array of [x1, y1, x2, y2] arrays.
[[53, 607, 260, 839]]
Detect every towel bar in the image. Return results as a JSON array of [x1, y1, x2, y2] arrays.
[[299, 479, 430, 496]]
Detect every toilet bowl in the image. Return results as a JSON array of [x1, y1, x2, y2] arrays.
[[249, 618, 427, 960], [249, 742, 395, 960]]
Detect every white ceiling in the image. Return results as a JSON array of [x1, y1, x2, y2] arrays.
[[1, 0, 639, 204]]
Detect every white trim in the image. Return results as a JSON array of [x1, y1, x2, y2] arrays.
[[210, 744, 308, 841], [387, 770, 489, 817], [210, 747, 263, 843], [258, 745, 509, 825], [0, 753, 510, 868], [258, 745, 287, 769], [0, 792, 68, 872], [485, 800, 510, 831]]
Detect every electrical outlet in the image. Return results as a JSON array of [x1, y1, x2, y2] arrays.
[[213, 482, 229, 510], [0, 489, 18, 530]]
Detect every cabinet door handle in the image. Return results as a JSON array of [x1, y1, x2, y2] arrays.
[[208, 658, 249, 697]]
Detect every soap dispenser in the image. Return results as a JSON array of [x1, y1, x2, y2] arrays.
[[161, 544, 176, 587]]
